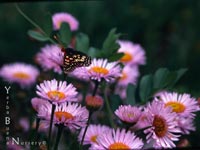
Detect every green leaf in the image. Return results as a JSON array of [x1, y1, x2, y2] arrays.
[[167, 68, 187, 88], [75, 33, 89, 53], [108, 52, 124, 61], [153, 68, 170, 89], [88, 47, 101, 58], [126, 83, 136, 105], [165, 72, 178, 88], [110, 94, 122, 112], [174, 68, 188, 84], [102, 28, 120, 54], [59, 22, 71, 47], [139, 74, 153, 103], [27, 30, 49, 41]]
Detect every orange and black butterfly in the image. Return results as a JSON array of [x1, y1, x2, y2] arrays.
[[53, 35, 91, 73], [61, 47, 92, 73]]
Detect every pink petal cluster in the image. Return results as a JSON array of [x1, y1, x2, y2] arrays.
[[35, 44, 64, 74], [0, 62, 39, 88], [52, 12, 79, 31]]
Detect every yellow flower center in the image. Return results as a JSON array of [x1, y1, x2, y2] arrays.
[[152, 115, 167, 137], [165, 101, 186, 113], [90, 135, 98, 143], [13, 72, 30, 79], [127, 113, 134, 118], [54, 111, 74, 121], [90, 66, 109, 75], [108, 142, 130, 150], [120, 52, 133, 62], [47, 91, 65, 100], [119, 72, 127, 81]]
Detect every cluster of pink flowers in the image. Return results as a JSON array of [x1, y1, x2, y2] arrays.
[[79, 125, 144, 149], [114, 91, 199, 149], [0, 62, 39, 88], [115, 40, 146, 99], [32, 79, 89, 131], [71, 58, 122, 82], [1, 11, 199, 150]]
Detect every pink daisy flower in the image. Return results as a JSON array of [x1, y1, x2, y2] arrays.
[[177, 117, 195, 134], [91, 128, 143, 150], [72, 58, 122, 82], [31, 97, 50, 112], [52, 12, 79, 31], [37, 102, 89, 130], [7, 139, 29, 150], [0, 62, 39, 88], [115, 65, 139, 99], [154, 90, 168, 97], [117, 65, 139, 86], [19, 117, 30, 132], [36, 79, 78, 103], [78, 124, 110, 145], [114, 86, 127, 99], [132, 111, 149, 131], [35, 44, 64, 74], [117, 40, 146, 66], [144, 100, 181, 148], [115, 105, 141, 124], [157, 92, 200, 118]]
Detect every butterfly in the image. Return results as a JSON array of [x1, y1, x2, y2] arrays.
[[61, 47, 92, 73]]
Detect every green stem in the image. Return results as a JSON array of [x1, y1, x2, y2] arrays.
[[92, 80, 99, 96], [35, 117, 40, 134], [104, 86, 115, 128], [15, 3, 56, 44], [48, 104, 56, 150], [54, 124, 64, 150], [80, 111, 92, 150]]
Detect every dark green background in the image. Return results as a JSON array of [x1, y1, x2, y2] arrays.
[[0, 0, 200, 147]]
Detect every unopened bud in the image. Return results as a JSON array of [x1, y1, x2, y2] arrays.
[[85, 95, 103, 111], [177, 138, 190, 148]]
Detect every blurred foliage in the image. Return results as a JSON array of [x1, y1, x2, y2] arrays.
[[0, 0, 200, 147]]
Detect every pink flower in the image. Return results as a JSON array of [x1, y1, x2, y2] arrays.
[[37, 102, 89, 130], [0, 62, 39, 88], [19, 117, 29, 131], [52, 12, 79, 31], [117, 65, 139, 86], [132, 111, 149, 130], [114, 86, 127, 99], [90, 128, 143, 150], [31, 97, 50, 112], [115, 105, 141, 124], [78, 124, 110, 145], [36, 79, 78, 103], [35, 44, 64, 74], [156, 92, 200, 118], [72, 58, 122, 82], [118, 40, 146, 66], [144, 101, 181, 148], [115, 65, 139, 99], [32, 119, 52, 133], [177, 117, 195, 134]]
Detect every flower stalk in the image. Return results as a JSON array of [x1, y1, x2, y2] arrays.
[[104, 85, 115, 128], [92, 80, 99, 96], [48, 103, 56, 150], [80, 111, 92, 150], [54, 124, 64, 150]]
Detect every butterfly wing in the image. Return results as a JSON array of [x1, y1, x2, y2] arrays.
[[63, 48, 91, 73]]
